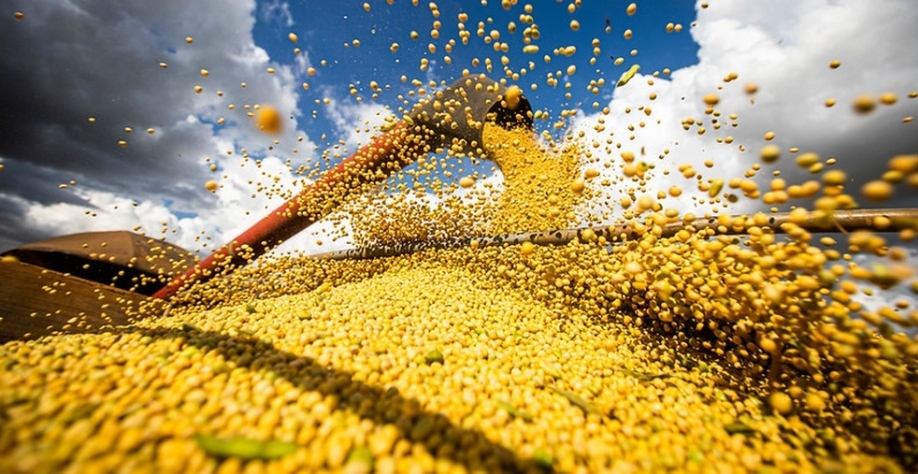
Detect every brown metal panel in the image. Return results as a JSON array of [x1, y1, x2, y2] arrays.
[[0, 260, 161, 342]]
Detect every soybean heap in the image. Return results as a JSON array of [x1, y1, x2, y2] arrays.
[[3, 2, 918, 474]]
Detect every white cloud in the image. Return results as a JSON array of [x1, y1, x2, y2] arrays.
[[6, 154, 301, 255], [324, 95, 394, 152], [0, 0, 317, 256], [570, 0, 918, 226], [293, 51, 313, 77], [259, 0, 294, 28], [847, 245, 918, 333]]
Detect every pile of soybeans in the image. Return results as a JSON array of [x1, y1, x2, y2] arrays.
[[2, 119, 918, 473]]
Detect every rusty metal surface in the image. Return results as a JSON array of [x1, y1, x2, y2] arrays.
[[311, 208, 918, 261]]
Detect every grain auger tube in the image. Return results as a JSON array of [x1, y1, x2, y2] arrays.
[[151, 75, 533, 299]]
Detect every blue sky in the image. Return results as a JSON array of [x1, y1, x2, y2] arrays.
[[252, 1, 699, 148]]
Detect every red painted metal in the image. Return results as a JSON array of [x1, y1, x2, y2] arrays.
[[151, 121, 413, 299]]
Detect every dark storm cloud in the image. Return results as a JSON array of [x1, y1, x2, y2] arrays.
[[0, 0, 307, 251], [0, 195, 32, 252], [768, 104, 918, 210], [1, 1, 214, 179]]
